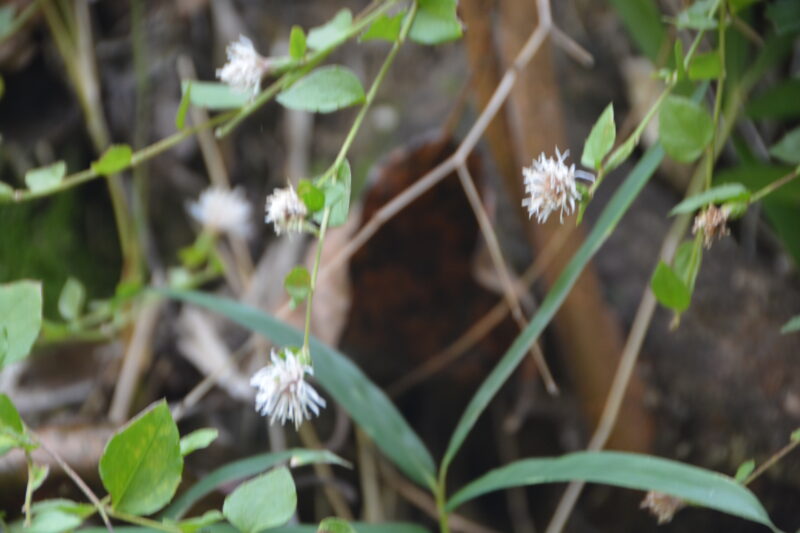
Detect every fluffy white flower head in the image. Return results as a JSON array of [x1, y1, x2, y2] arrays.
[[189, 186, 252, 238], [216, 35, 270, 97], [250, 348, 326, 430], [265, 185, 308, 235], [522, 148, 595, 224]]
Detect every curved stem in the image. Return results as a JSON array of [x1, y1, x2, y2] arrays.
[[303, 208, 331, 354]]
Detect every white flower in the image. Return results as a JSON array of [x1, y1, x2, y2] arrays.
[[188, 186, 252, 238], [216, 35, 270, 97], [250, 348, 326, 429], [265, 185, 308, 235], [522, 148, 595, 223]]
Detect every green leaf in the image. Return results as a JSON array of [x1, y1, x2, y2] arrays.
[[316, 159, 352, 227], [608, 0, 665, 62], [0, 180, 12, 198], [769, 126, 800, 165], [410, 0, 462, 45], [179, 428, 218, 457], [747, 79, 800, 119], [289, 26, 307, 59], [92, 145, 133, 176], [307, 9, 352, 51], [223, 467, 296, 533], [650, 261, 691, 312], [734, 459, 755, 483], [446, 451, 776, 529], [297, 179, 325, 212], [28, 462, 50, 493], [158, 288, 437, 490], [77, 523, 430, 533], [0, 280, 43, 368], [672, 239, 702, 292], [58, 277, 86, 321], [181, 81, 249, 110], [99, 400, 183, 515], [441, 144, 665, 476], [581, 103, 616, 170], [176, 82, 192, 130], [361, 13, 404, 42], [167, 510, 224, 533], [791, 428, 800, 441], [284, 266, 311, 307], [277, 66, 365, 113], [0, 393, 26, 456], [766, 0, 800, 35], [10, 499, 94, 533], [659, 95, 714, 163], [688, 50, 722, 80], [674, 0, 718, 29], [781, 315, 800, 334], [25, 162, 66, 193], [162, 448, 349, 520], [729, 0, 760, 13], [318, 517, 356, 533], [669, 183, 750, 215]]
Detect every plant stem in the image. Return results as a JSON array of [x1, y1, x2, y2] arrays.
[[23, 454, 35, 527], [749, 166, 800, 203], [744, 436, 800, 486], [705, 1, 727, 189], [435, 483, 451, 533], [107, 508, 181, 533], [215, 0, 399, 139], [303, 207, 331, 354]]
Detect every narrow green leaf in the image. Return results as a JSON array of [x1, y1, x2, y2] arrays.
[[297, 179, 325, 212], [99, 400, 183, 515], [10, 499, 94, 533], [223, 467, 296, 533], [79, 523, 429, 533], [659, 95, 714, 163], [442, 144, 665, 475], [306, 9, 352, 51], [181, 81, 249, 110], [284, 266, 311, 305], [781, 315, 800, 334], [166, 510, 224, 533], [688, 51, 722, 80], [277, 66, 365, 113], [0, 393, 26, 456], [175, 82, 192, 130], [318, 517, 356, 533], [672, 239, 702, 292], [747, 79, 800, 119], [361, 13, 404, 42], [766, 0, 800, 35], [0, 280, 42, 368], [769, 126, 800, 165], [410, 0, 462, 45], [669, 183, 750, 215], [604, 135, 637, 173], [289, 26, 307, 59], [158, 289, 437, 490], [162, 448, 348, 520], [25, 162, 66, 193], [734, 459, 755, 483], [650, 261, 691, 312], [179, 428, 218, 456], [92, 145, 133, 176], [58, 277, 86, 321], [446, 451, 776, 530], [581, 103, 616, 170]]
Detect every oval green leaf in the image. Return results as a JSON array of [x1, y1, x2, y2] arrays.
[[446, 451, 775, 529], [0, 393, 26, 456], [25, 162, 66, 193], [181, 81, 249, 110], [410, 0, 462, 45], [92, 145, 133, 176], [179, 428, 218, 457], [99, 400, 183, 515], [361, 13, 404, 42], [688, 50, 722, 80], [9, 499, 94, 533], [306, 9, 352, 51], [0, 280, 42, 368], [769, 126, 800, 165], [223, 467, 296, 533], [158, 289, 437, 490], [650, 261, 691, 312], [659, 94, 714, 163], [277, 66, 365, 113], [669, 183, 750, 215], [315, 159, 352, 228], [581, 103, 616, 170], [58, 277, 86, 321], [297, 179, 325, 212], [162, 448, 349, 520], [289, 26, 307, 59]]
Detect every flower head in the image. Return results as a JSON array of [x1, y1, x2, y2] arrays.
[[692, 204, 730, 248], [522, 148, 595, 224], [188, 186, 252, 238], [216, 35, 270, 97], [250, 348, 326, 429], [640, 491, 685, 524], [265, 185, 308, 235]]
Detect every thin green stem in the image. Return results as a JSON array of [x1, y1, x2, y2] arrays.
[[303, 208, 331, 354], [23, 454, 35, 527], [705, 1, 727, 189], [215, 0, 399, 139], [107, 508, 180, 533], [749, 166, 800, 203], [744, 435, 800, 486], [435, 483, 451, 533]]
